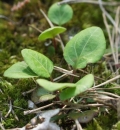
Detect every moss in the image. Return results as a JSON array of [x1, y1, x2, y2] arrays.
[[97, 110, 117, 130], [86, 119, 103, 130], [112, 121, 120, 130], [85, 110, 117, 130], [0, 0, 119, 129], [0, 78, 36, 128]]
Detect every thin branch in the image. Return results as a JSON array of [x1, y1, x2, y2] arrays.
[[5, 100, 12, 118], [24, 103, 54, 115], [61, 103, 104, 109], [0, 123, 5, 130], [62, 97, 75, 109], [102, 13, 116, 63], [75, 119, 83, 130], [40, 9, 65, 51], [22, 87, 37, 96], [40, 9, 54, 28], [96, 91, 120, 98], [95, 86, 120, 90], [99, 0, 120, 34], [92, 75, 120, 88], [115, 6, 120, 64], [53, 73, 68, 82], [28, 24, 42, 33], [4, 104, 26, 110], [12, 109, 19, 121], [58, 0, 120, 6], [54, 66, 79, 77]]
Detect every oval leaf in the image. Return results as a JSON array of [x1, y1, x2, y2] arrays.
[[31, 87, 49, 104], [69, 110, 98, 123], [38, 26, 66, 41], [31, 87, 50, 104], [21, 49, 54, 78], [36, 87, 49, 96], [48, 3, 73, 25], [4, 61, 38, 78], [60, 74, 94, 100], [63, 27, 106, 69], [39, 94, 56, 102], [36, 79, 76, 91]]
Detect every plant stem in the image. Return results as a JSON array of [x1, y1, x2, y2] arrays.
[[52, 38, 57, 51], [96, 91, 120, 98], [70, 69, 76, 83], [92, 75, 120, 88], [50, 76, 53, 82], [54, 66, 79, 77], [58, 0, 120, 6], [24, 103, 54, 115], [75, 119, 83, 130], [40, 9, 65, 51], [102, 13, 116, 64], [0, 123, 5, 130], [99, 0, 120, 33]]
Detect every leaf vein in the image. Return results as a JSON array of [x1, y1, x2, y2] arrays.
[[79, 28, 99, 57], [28, 53, 49, 75]]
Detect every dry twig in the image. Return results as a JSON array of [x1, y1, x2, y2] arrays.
[[92, 75, 120, 88], [58, 0, 120, 6], [24, 103, 54, 115]]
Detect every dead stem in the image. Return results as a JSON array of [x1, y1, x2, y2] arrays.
[[24, 103, 54, 115], [40, 9, 54, 27], [103, 13, 116, 63], [28, 24, 42, 33], [4, 104, 27, 110], [92, 75, 120, 88], [54, 66, 79, 77], [61, 103, 104, 110], [96, 91, 120, 98], [53, 73, 68, 82], [75, 119, 83, 130], [99, 0, 120, 33], [22, 87, 37, 96], [11, 110, 19, 121], [0, 123, 5, 130], [40, 9, 65, 51], [58, 0, 120, 6], [5, 100, 12, 118], [94, 86, 120, 90]]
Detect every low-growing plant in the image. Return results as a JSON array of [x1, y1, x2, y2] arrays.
[[2, 25, 107, 129], [4, 26, 106, 101], [3, 2, 117, 129]]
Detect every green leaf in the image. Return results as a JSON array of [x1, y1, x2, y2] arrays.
[[36, 87, 49, 96], [63, 27, 106, 69], [69, 110, 98, 123], [38, 26, 66, 41], [36, 79, 76, 91], [21, 49, 53, 78], [31, 87, 50, 104], [60, 74, 94, 100], [48, 3, 73, 25], [4, 61, 38, 78], [39, 94, 56, 102]]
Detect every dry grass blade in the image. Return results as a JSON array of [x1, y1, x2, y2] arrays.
[[58, 0, 120, 6]]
